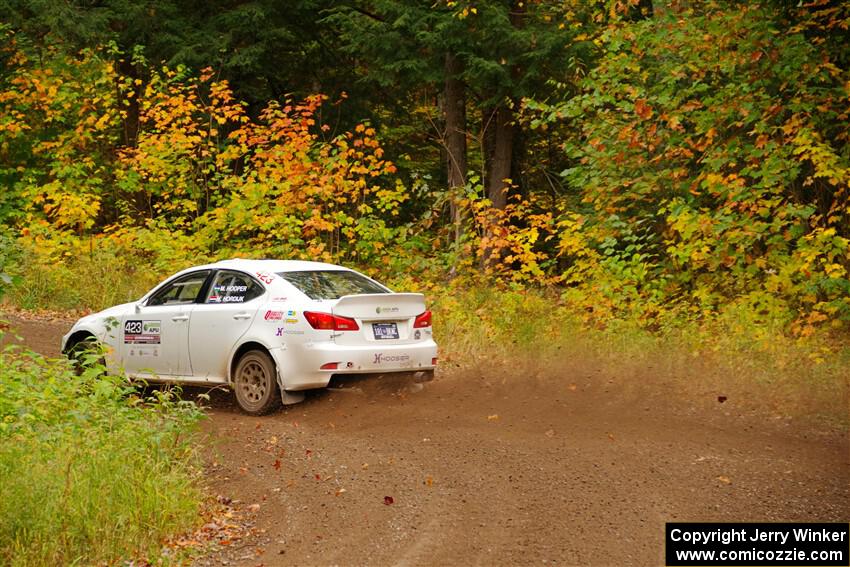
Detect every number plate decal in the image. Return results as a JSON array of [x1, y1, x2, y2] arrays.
[[124, 320, 162, 344], [372, 322, 399, 340]]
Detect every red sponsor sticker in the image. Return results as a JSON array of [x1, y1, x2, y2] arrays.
[[265, 310, 283, 321]]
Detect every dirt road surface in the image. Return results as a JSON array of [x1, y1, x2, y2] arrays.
[[5, 314, 848, 566]]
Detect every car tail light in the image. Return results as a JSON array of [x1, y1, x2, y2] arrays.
[[320, 362, 339, 370], [333, 315, 359, 331], [413, 310, 432, 328], [431, 357, 438, 366], [304, 311, 360, 331]]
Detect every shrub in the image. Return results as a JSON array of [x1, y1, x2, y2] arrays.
[[0, 342, 204, 565]]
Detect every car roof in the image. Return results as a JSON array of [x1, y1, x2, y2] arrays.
[[140, 259, 354, 301], [203, 258, 349, 273]]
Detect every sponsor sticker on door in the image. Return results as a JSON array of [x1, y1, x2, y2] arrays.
[[124, 320, 162, 345]]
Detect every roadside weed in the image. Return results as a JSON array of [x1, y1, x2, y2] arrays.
[[0, 341, 204, 566]]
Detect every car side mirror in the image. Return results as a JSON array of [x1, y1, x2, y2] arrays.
[[135, 302, 142, 313]]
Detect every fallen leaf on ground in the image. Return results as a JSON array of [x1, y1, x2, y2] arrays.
[[717, 475, 732, 484], [383, 496, 394, 505], [487, 414, 499, 421]]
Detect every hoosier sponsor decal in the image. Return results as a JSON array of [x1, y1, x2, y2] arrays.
[[373, 353, 410, 365]]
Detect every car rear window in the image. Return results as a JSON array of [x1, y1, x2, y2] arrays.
[[278, 270, 389, 300]]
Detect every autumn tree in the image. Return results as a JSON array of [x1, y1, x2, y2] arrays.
[[540, 1, 850, 325], [329, 0, 597, 266]]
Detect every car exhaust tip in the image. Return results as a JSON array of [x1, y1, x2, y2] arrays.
[[413, 370, 435, 383]]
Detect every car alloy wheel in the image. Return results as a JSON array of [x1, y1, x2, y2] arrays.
[[233, 350, 281, 415]]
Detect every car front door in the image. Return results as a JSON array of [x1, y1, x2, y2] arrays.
[[187, 270, 266, 382], [122, 270, 211, 377]]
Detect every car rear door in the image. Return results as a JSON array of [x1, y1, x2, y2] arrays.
[[187, 270, 266, 381]]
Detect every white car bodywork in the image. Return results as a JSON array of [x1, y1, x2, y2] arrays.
[[61, 259, 438, 408]]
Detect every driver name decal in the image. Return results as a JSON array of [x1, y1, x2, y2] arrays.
[[124, 320, 161, 344]]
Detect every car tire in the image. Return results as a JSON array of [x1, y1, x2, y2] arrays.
[[66, 336, 103, 374], [233, 350, 281, 415]]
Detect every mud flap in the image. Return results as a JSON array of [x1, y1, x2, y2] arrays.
[[281, 390, 305, 405], [275, 366, 305, 405]]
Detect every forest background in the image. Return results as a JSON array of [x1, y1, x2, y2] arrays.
[[0, 0, 849, 401], [2, 1, 849, 563]]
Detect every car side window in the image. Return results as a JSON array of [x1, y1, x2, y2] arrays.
[[147, 270, 211, 306], [205, 271, 265, 304]]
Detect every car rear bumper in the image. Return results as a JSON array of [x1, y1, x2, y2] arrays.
[[274, 340, 438, 391]]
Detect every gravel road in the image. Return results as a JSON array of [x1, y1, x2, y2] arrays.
[[5, 314, 848, 567]]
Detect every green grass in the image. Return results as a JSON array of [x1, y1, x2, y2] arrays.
[[6, 251, 163, 313], [0, 343, 204, 566]]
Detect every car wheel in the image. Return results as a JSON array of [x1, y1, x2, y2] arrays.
[[66, 336, 103, 373], [233, 350, 281, 415]]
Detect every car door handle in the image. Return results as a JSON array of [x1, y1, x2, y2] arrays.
[[233, 313, 252, 320], [171, 315, 190, 322]]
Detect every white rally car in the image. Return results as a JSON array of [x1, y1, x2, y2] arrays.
[[61, 259, 438, 414]]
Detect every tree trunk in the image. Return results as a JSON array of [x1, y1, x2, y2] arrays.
[[480, 104, 515, 269], [485, 104, 513, 210], [444, 52, 467, 251], [118, 58, 140, 148]]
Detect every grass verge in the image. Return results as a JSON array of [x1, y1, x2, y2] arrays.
[[430, 282, 849, 429], [0, 342, 204, 566]]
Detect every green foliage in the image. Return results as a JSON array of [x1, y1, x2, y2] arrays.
[[5, 230, 174, 311], [0, 0, 353, 106], [534, 2, 850, 333], [0, 343, 204, 565], [3, 0, 850, 340], [0, 225, 19, 299], [328, 0, 599, 101]]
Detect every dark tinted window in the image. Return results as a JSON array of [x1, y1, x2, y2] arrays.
[[279, 270, 389, 300], [205, 270, 265, 304], [147, 270, 211, 306]]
